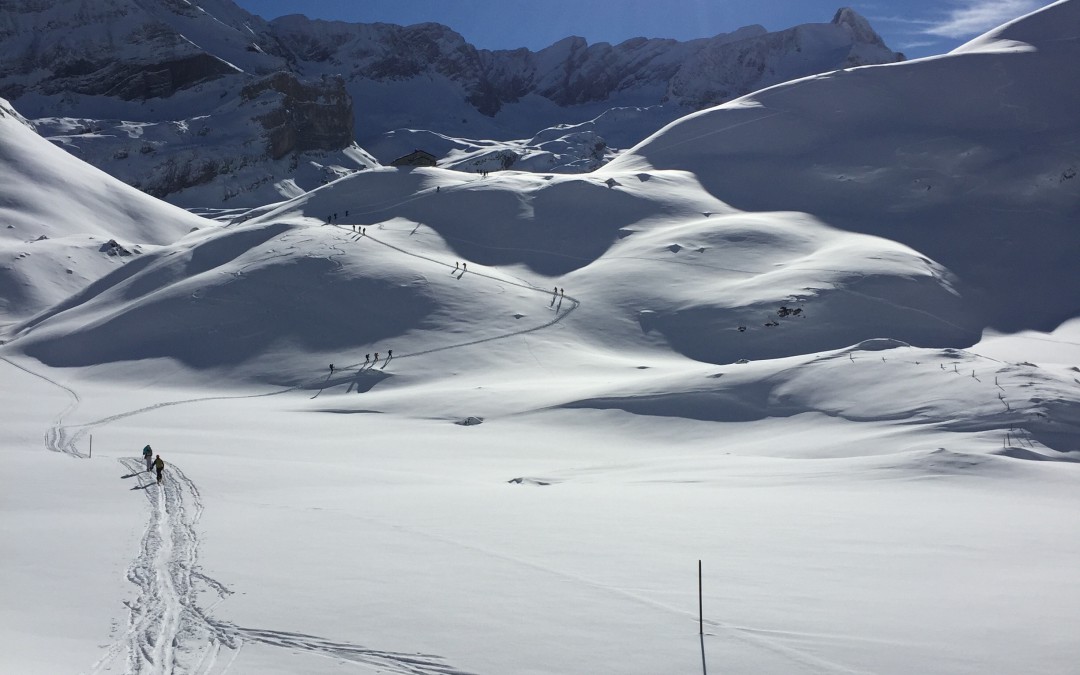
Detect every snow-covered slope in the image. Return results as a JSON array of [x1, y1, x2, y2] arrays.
[[0, 97, 209, 325], [1, 4, 1079, 675], [607, 0, 1080, 332]]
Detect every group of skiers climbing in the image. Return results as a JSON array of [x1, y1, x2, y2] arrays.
[[329, 349, 393, 376], [142, 445, 165, 484]]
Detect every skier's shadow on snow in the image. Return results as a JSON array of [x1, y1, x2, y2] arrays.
[[343, 368, 391, 394], [122, 473, 154, 490]]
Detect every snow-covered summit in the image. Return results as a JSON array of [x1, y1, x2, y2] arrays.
[[832, 7, 889, 48]]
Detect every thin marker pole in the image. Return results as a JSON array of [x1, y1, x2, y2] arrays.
[[89, 434, 92, 458], [698, 560, 703, 636]]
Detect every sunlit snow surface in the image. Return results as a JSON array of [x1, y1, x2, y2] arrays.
[[1, 2, 1079, 674]]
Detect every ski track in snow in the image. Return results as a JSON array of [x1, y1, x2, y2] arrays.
[[0, 352, 467, 673], [0, 354, 84, 456], [349, 514, 874, 675], [94, 458, 470, 675], [94, 459, 236, 675], [324, 225, 581, 373]]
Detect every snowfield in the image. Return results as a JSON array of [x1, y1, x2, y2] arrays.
[[2, 2, 1080, 674]]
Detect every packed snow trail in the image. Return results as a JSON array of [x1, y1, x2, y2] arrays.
[[91, 459, 235, 675], [103, 458, 470, 675], [324, 226, 581, 373], [0, 354, 84, 456]]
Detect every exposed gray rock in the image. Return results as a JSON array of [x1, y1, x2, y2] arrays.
[[242, 72, 355, 159]]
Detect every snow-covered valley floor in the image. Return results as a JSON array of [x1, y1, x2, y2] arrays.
[[4, 315, 1079, 674]]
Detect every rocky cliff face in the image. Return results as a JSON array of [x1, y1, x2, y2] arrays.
[[0, 0, 365, 206], [242, 72, 355, 159], [0, 0, 283, 102], [0, 0, 903, 207], [267, 7, 902, 140]]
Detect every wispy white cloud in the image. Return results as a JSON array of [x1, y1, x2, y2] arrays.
[[870, 15, 938, 27], [923, 0, 1044, 38], [898, 40, 940, 50]]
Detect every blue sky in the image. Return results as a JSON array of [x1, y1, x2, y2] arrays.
[[233, 0, 1048, 58]]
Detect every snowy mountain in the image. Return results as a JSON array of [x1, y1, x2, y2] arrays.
[[607, 0, 1080, 332], [0, 0, 374, 208], [0, 97, 209, 328], [1, 2, 1079, 675], [270, 6, 902, 141], [0, 1, 902, 206]]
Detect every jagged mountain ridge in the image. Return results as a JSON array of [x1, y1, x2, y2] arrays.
[[0, 1, 903, 207], [265, 6, 903, 140]]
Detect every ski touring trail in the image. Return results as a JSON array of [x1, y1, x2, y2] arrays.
[[316, 224, 581, 377], [93, 458, 236, 675], [0, 346, 467, 674], [0, 355, 84, 456], [100, 458, 470, 675]]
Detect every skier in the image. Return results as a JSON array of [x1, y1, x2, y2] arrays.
[[374, 352, 379, 362], [142, 444, 153, 472], [365, 354, 370, 363], [153, 455, 165, 484], [462, 263, 467, 272], [329, 364, 335, 375]]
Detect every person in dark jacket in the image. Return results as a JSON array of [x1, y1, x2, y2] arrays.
[[153, 455, 165, 484], [142, 445, 153, 472]]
